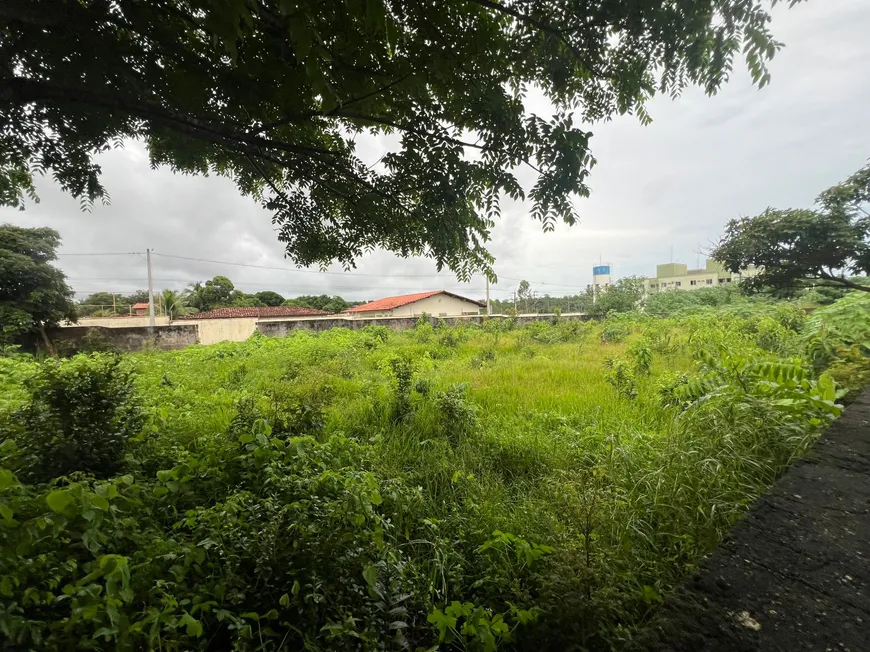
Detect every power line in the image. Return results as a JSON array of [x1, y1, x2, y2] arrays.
[[58, 252, 143, 256], [149, 252, 460, 279], [58, 251, 478, 280], [499, 274, 589, 290], [58, 252, 588, 291]]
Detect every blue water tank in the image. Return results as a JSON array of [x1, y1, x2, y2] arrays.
[[593, 265, 611, 276]]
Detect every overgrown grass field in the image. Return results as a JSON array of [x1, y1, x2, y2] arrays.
[[1, 296, 868, 651]]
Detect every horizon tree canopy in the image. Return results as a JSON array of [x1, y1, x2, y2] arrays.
[[713, 161, 870, 295], [2, 0, 798, 277]]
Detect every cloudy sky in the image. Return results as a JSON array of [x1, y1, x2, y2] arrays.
[[3, 0, 869, 306]]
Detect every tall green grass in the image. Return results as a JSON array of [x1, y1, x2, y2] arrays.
[[0, 301, 864, 651]]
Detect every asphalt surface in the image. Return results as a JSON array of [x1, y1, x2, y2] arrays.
[[632, 389, 870, 652]]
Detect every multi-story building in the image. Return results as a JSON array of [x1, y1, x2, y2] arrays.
[[643, 259, 759, 294]]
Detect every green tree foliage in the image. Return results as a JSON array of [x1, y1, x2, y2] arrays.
[[0, 225, 75, 344], [489, 290, 593, 315], [516, 280, 532, 313], [160, 289, 194, 320], [284, 294, 363, 313], [187, 276, 236, 311], [78, 291, 123, 317], [228, 290, 266, 308], [713, 161, 870, 295], [0, 353, 142, 484], [590, 276, 645, 316], [643, 286, 745, 317], [3, 0, 793, 275], [122, 290, 150, 305], [255, 290, 285, 306]]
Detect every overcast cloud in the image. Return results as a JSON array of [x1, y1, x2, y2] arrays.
[[3, 0, 869, 305]]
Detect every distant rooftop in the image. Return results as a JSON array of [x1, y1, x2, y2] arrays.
[[345, 290, 485, 313]]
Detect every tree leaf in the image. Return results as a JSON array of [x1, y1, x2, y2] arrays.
[[46, 489, 73, 514], [363, 564, 378, 588], [0, 469, 17, 490]]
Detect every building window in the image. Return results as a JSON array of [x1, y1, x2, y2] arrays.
[[690, 280, 696, 286], [675, 281, 681, 287], [718, 278, 724, 284], [706, 279, 713, 285], [726, 278, 732, 283]]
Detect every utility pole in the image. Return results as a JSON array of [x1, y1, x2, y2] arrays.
[[111, 292, 116, 315], [146, 248, 155, 330], [513, 291, 517, 315], [486, 278, 492, 316]]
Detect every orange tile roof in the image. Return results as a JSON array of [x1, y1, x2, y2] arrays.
[[186, 306, 329, 320], [344, 290, 485, 313], [132, 302, 150, 309]]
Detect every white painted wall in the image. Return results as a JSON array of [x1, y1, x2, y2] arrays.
[[173, 318, 259, 345], [353, 294, 483, 318]]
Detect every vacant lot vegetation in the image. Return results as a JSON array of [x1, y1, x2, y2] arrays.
[[1, 295, 868, 651]]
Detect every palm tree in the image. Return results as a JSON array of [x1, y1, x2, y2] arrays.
[[160, 289, 194, 321]]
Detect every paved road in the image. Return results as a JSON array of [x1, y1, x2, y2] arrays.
[[633, 390, 870, 651]]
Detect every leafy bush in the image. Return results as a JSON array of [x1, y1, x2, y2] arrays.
[[803, 292, 870, 399], [470, 346, 497, 369], [0, 354, 142, 484], [600, 320, 630, 344], [656, 371, 691, 408], [753, 315, 796, 355], [387, 355, 415, 420], [433, 383, 478, 442], [604, 358, 638, 400], [674, 348, 843, 426], [629, 339, 653, 375]]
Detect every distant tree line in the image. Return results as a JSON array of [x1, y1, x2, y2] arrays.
[[489, 277, 647, 317], [77, 275, 366, 318]]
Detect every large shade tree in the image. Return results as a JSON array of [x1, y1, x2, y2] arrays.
[[3, 0, 796, 277], [187, 275, 236, 311], [0, 225, 76, 348], [713, 161, 870, 294]]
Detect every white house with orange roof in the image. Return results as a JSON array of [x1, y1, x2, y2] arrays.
[[344, 291, 485, 319]]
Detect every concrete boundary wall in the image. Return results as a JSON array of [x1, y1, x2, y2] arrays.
[[41, 325, 199, 354], [32, 313, 591, 354], [63, 316, 171, 328]]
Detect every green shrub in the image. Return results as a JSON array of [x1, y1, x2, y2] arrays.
[[629, 339, 653, 375], [604, 358, 638, 400], [470, 346, 497, 369], [434, 383, 478, 442], [387, 355, 415, 421], [1, 354, 142, 484], [656, 371, 691, 408], [600, 320, 630, 344]]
